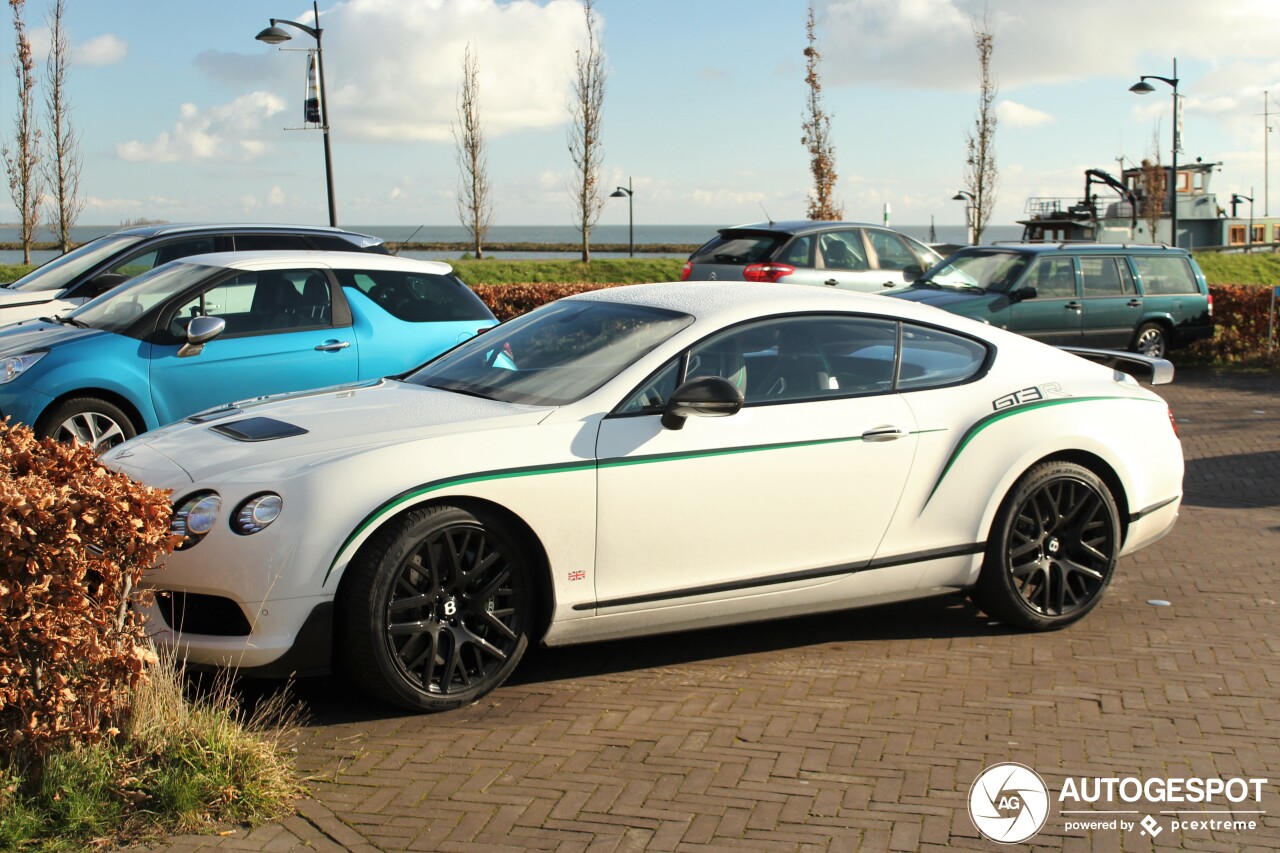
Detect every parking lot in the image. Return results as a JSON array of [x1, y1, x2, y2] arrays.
[[135, 369, 1279, 852]]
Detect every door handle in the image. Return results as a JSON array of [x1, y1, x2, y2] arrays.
[[1127, 299, 1142, 307], [315, 340, 350, 352], [823, 278, 839, 287], [862, 425, 907, 442], [1064, 302, 1082, 311]]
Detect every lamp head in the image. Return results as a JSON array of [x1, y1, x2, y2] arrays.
[[1129, 80, 1156, 95], [256, 25, 292, 45], [610, 188, 630, 198]]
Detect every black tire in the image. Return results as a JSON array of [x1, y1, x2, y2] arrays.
[[971, 461, 1120, 630], [338, 504, 533, 712], [38, 397, 138, 453], [1131, 322, 1167, 359]]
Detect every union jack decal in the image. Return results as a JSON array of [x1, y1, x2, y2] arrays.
[[567, 570, 586, 582]]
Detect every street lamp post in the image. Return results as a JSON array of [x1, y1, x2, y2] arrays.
[[1129, 59, 1180, 247], [952, 190, 975, 245], [1231, 191, 1254, 251], [609, 178, 634, 257], [256, 1, 337, 227]]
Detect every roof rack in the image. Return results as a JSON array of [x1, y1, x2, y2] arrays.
[[989, 240, 1175, 250]]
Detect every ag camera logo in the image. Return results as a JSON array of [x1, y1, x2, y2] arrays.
[[969, 762, 1051, 843]]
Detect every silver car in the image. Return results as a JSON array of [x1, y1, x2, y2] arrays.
[[681, 220, 942, 292]]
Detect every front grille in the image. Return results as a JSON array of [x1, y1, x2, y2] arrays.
[[153, 590, 252, 636]]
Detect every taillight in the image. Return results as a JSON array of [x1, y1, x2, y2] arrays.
[[742, 262, 796, 283], [1168, 407, 1179, 437], [680, 261, 693, 281], [1207, 293, 1213, 317]]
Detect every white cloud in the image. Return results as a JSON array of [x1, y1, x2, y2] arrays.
[[77, 34, 128, 66], [116, 92, 286, 163], [997, 99, 1053, 128], [821, 0, 1280, 91], [304, 0, 587, 142]]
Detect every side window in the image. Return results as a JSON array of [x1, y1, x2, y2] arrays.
[[233, 234, 311, 251], [778, 235, 814, 266], [335, 270, 492, 322], [1133, 256, 1199, 295], [901, 233, 940, 270], [818, 230, 869, 271], [109, 237, 217, 279], [616, 359, 681, 415], [866, 230, 919, 271], [1029, 256, 1077, 299], [167, 269, 332, 338], [897, 325, 989, 391], [1080, 257, 1134, 297]]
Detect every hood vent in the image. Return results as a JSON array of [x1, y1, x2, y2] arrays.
[[210, 417, 308, 442]]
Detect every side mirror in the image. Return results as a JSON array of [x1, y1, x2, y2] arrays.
[[85, 272, 130, 298], [177, 315, 226, 358], [661, 376, 744, 431], [1011, 286, 1038, 303], [901, 264, 923, 283]]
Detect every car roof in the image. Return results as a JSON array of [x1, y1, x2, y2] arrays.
[[569, 280, 993, 331], [175, 250, 453, 274], [720, 220, 898, 236], [108, 222, 384, 242], [964, 242, 1191, 256]]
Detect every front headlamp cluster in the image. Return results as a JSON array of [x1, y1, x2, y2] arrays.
[[1, 351, 46, 384], [171, 490, 283, 549]]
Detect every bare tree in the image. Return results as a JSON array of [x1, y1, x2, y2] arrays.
[[567, 0, 606, 263], [963, 6, 997, 244], [3, 0, 41, 264], [453, 44, 493, 259], [43, 0, 82, 253], [1138, 131, 1167, 241], [802, 2, 841, 221]]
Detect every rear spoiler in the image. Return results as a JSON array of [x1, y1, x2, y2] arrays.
[[1059, 347, 1175, 385]]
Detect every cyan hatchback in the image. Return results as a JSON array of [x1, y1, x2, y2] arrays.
[[0, 251, 496, 451]]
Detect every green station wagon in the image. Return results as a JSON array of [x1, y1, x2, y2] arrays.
[[885, 243, 1213, 357]]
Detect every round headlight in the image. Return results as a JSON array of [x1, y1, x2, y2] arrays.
[[172, 491, 221, 550], [232, 493, 283, 535]]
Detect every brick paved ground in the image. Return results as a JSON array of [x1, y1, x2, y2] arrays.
[[130, 369, 1280, 853]]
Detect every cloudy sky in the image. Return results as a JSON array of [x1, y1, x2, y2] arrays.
[[5, 0, 1280, 231]]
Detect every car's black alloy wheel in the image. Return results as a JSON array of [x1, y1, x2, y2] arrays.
[[973, 461, 1120, 630], [1132, 322, 1167, 359], [340, 504, 532, 711]]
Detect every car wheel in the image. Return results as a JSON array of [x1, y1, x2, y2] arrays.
[[1132, 322, 1167, 358], [972, 461, 1120, 630], [339, 504, 533, 712], [38, 397, 138, 453]]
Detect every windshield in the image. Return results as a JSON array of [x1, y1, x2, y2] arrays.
[[67, 261, 215, 334], [688, 231, 786, 265], [405, 299, 694, 406], [924, 250, 1030, 292], [6, 234, 145, 293]]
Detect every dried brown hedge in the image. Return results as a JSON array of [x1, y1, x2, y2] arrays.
[[472, 281, 623, 320], [1184, 283, 1280, 364], [0, 420, 175, 761]]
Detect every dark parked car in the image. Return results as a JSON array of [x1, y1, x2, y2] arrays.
[[0, 223, 389, 325], [681, 221, 942, 292], [884, 243, 1213, 357]]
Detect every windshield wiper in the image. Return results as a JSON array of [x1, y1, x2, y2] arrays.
[[51, 314, 89, 328]]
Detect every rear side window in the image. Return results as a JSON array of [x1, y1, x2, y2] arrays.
[[233, 234, 311, 251], [1133, 256, 1200, 295], [1080, 257, 1136, 297], [338, 270, 493, 322], [897, 324, 989, 390], [689, 232, 786, 265]]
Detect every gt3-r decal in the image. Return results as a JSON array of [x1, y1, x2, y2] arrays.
[[992, 383, 1069, 411]]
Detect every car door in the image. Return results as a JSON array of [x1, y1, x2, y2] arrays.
[[865, 228, 929, 289], [1078, 256, 1142, 348], [593, 314, 918, 609], [784, 228, 885, 291], [1008, 255, 1083, 344], [147, 269, 359, 424]]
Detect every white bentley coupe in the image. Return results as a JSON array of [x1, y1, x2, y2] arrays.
[[103, 282, 1184, 712]]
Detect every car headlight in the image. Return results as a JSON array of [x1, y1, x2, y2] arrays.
[[172, 491, 221, 550], [231, 493, 282, 535], [0, 351, 46, 384]]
